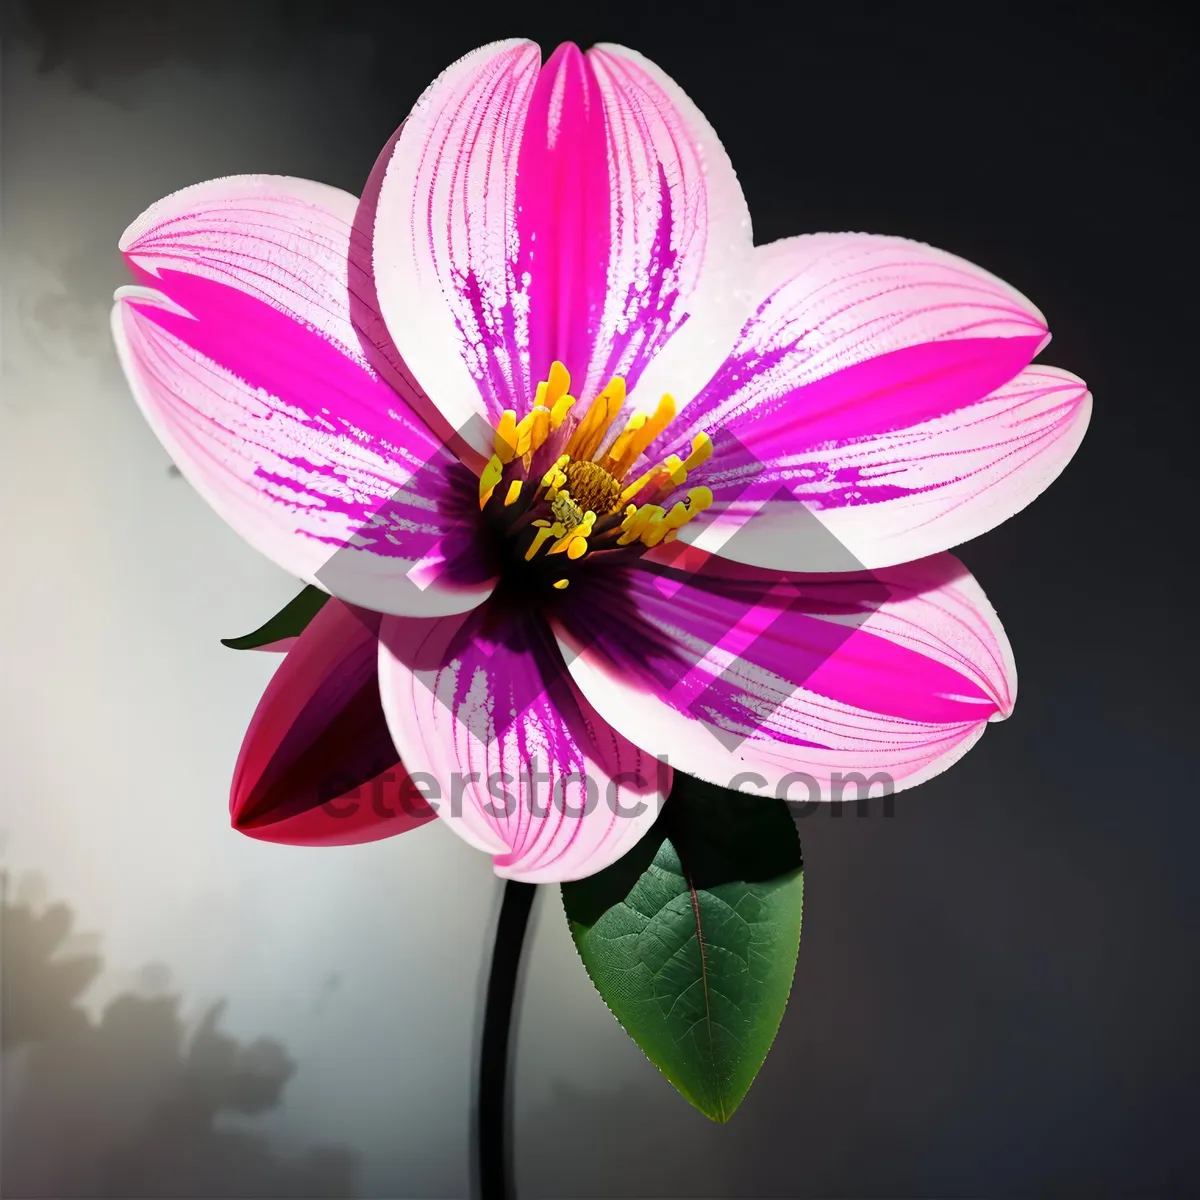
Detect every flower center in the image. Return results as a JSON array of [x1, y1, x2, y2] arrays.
[[563, 460, 622, 518], [477, 361, 713, 600]]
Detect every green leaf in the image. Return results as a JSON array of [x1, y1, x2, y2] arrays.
[[220, 585, 329, 650], [562, 773, 803, 1122]]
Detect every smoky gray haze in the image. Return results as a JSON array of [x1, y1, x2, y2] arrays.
[[2, 1, 1198, 1197]]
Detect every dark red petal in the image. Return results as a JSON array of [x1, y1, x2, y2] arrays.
[[230, 598, 435, 846]]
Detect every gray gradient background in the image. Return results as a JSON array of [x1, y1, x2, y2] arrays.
[[1, 1, 1197, 1196]]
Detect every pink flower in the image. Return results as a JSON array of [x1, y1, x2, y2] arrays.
[[112, 40, 1089, 881]]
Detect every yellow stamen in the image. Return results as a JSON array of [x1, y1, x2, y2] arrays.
[[564, 459, 622, 515], [662, 455, 688, 487], [619, 466, 656, 504], [605, 413, 646, 471], [550, 393, 576, 429], [487, 360, 714, 573], [552, 578, 570, 590], [549, 509, 595, 553], [683, 432, 713, 472], [641, 514, 673, 548], [551, 491, 584, 532], [495, 410, 518, 463], [545, 360, 571, 409], [605, 393, 676, 480], [615, 486, 712, 549], [515, 405, 552, 458], [479, 454, 504, 507], [566, 376, 626, 461], [525, 522, 566, 561], [619, 443, 697, 504], [540, 454, 570, 500], [617, 504, 662, 546]]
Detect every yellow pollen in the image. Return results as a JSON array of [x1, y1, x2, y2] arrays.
[[566, 376, 626, 461], [553, 578, 570, 590], [550, 491, 584, 531], [489, 364, 715, 570], [564, 459, 623, 515], [549, 510, 595, 554]]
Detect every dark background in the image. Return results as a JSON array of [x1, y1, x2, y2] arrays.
[[4, 0, 1197, 1195]]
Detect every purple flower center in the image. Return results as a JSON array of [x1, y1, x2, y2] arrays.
[[474, 360, 714, 605]]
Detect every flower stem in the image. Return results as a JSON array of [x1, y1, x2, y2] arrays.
[[476, 878, 536, 1200]]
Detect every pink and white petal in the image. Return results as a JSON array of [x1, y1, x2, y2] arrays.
[[231, 599, 436, 846], [662, 232, 1050, 450], [377, 607, 669, 882], [113, 176, 495, 615], [554, 551, 1014, 800], [352, 122, 490, 474], [797, 365, 1090, 566], [371, 40, 753, 438], [122, 175, 376, 367], [652, 233, 1074, 568], [371, 40, 542, 444], [516, 43, 614, 397], [575, 44, 754, 411], [683, 364, 1092, 570]]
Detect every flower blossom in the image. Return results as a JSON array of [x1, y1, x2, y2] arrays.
[[112, 40, 1090, 881]]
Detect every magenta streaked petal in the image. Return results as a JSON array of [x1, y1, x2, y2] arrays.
[[112, 175, 495, 615], [645, 234, 1084, 570], [377, 607, 669, 882], [684, 364, 1092, 571], [372, 40, 542, 438], [554, 552, 1014, 799], [578, 43, 753, 409], [667, 232, 1049, 446], [231, 599, 436, 846], [371, 41, 752, 432], [517, 42, 612, 396], [351, 122, 489, 474]]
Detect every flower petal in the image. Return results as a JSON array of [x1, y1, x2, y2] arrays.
[[579, 43, 754, 409], [371, 40, 542, 443], [377, 606, 669, 882], [113, 174, 494, 615], [554, 551, 1014, 800], [371, 40, 752, 434], [231, 598, 436, 846], [653, 234, 1082, 570], [516, 43, 612, 399]]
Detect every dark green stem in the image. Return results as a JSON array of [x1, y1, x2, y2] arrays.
[[476, 879, 536, 1200]]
